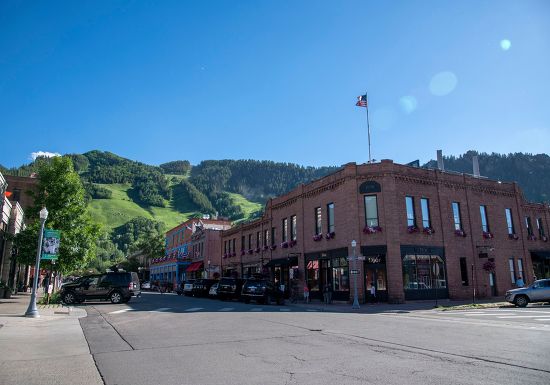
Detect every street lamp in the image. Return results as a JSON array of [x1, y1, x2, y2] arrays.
[[207, 259, 211, 279], [25, 207, 48, 318], [351, 240, 360, 310]]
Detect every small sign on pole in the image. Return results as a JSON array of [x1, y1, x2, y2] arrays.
[[350, 269, 360, 275], [41, 229, 60, 260]]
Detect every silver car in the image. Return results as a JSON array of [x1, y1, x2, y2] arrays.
[[505, 279, 550, 307]]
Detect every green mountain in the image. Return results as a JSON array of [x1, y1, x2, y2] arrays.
[[423, 151, 550, 203]]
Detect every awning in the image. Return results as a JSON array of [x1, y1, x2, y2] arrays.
[[186, 262, 204, 272], [531, 250, 550, 260], [265, 257, 298, 268]]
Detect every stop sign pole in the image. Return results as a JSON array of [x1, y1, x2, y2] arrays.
[[350, 240, 360, 309]]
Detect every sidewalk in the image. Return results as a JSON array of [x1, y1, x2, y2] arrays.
[[0, 293, 103, 385], [287, 297, 508, 313]]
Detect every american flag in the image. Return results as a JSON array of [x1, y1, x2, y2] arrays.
[[356, 94, 368, 107]]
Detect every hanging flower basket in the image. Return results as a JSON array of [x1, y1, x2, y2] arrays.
[[281, 242, 289, 248], [482, 231, 494, 239], [263, 245, 269, 250], [313, 234, 323, 242], [363, 226, 382, 234], [454, 229, 466, 237], [269, 245, 277, 250], [222, 254, 227, 259], [423, 226, 435, 235], [528, 235, 537, 241], [255, 247, 261, 253], [325, 232, 336, 240], [248, 249, 254, 255], [542, 236, 548, 242], [289, 240, 297, 247], [508, 233, 519, 240], [232, 252, 236, 257], [407, 225, 418, 234], [482, 260, 496, 273], [241, 250, 245, 256]]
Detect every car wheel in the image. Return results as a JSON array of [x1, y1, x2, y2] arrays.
[[110, 291, 123, 304], [515, 295, 529, 307], [63, 292, 76, 304]]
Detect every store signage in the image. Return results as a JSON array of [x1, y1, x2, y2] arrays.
[[350, 269, 359, 274]]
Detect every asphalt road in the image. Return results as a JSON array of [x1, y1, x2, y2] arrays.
[[79, 292, 550, 385]]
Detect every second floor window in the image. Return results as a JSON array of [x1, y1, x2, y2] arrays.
[[537, 218, 545, 238], [256, 231, 261, 248], [241, 236, 245, 250], [420, 198, 431, 228], [248, 234, 252, 249], [505, 208, 515, 235], [525, 217, 534, 236], [232, 239, 235, 253], [264, 229, 269, 246], [290, 215, 297, 241], [480, 205, 489, 232], [327, 203, 335, 233], [315, 207, 322, 235], [364, 195, 378, 227], [452, 202, 462, 230], [282, 218, 288, 242], [406, 196, 416, 227], [271, 227, 276, 245]]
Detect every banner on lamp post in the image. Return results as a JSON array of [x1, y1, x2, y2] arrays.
[[41, 229, 60, 260]]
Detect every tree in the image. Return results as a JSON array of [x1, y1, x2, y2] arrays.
[[15, 157, 100, 273]]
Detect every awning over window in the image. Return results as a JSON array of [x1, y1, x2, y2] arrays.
[[186, 262, 204, 272], [264, 257, 298, 268]]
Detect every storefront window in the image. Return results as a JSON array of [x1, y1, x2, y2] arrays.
[[331, 257, 349, 292], [307, 260, 320, 291], [403, 253, 446, 290]]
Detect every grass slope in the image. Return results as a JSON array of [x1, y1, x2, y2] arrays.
[[88, 184, 190, 230], [88, 184, 263, 231]]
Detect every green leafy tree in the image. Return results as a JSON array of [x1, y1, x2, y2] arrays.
[[14, 157, 100, 273]]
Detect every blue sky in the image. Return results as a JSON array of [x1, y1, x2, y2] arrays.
[[1, 0, 549, 168]]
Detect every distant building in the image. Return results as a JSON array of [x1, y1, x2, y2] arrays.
[[221, 159, 550, 303], [151, 218, 231, 286]]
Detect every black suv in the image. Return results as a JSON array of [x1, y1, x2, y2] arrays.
[[60, 272, 141, 304], [191, 279, 218, 297], [217, 277, 245, 300], [241, 279, 284, 305]]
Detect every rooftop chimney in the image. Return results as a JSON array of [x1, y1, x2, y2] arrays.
[[436, 150, 444, 171], [472, 155, 480, 177]]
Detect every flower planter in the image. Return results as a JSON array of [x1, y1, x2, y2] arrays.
[[482, 231, 494, 239], [454, 229, 466, 237], [363, 226, 382, 234], [313, 234, 323, 242], [407, 226, 418, 234], [508, 234, 519, 240], [423, 227, 435, 235], [325, 232, 335, 240]]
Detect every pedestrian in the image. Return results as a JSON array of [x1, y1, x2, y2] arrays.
[[323, 283, 329, 304], [370, 284, 377, 303], [42, 275, 50, 294], [323, 283, 332, 304], [303, 285, 310, 303], [516, 276, 524, 288]]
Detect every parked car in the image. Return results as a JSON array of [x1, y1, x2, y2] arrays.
[[505, 278, 550, 307], [241, 279, 284, 305], [177, 279, 196, 296], [208, 282, 219, 298], [141, 281, 151, 290], [191, 279, 218, 297], [60, 271, 141, 304], [216, 277, 245, 300]]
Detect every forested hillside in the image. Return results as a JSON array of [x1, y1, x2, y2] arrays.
[[423, 151, 550, 203]]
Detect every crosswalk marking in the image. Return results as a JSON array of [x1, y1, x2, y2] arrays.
[[218, 308, 235, 312], [150, 307, 171, 312], [184, 307, 204, 312]]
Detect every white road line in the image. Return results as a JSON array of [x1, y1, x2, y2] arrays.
[[218, 308, 234, 312], [109, 309, 132, 314], [184, 307, 204, 312], [534, 318, 550, 321], [279, 308, 291, 312], [463, 313, 515, 316], [150, 307, 171, 312], [250, 308, 263, 312], [497, 315, 547, 319]]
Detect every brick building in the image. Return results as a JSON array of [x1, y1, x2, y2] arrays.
[[151, 218, 231, 286], [220, 160, 550, 303]]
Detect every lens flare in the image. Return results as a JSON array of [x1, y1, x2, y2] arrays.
[[500, 39, 511, 51], [399, 96, 418, 114], [429, 71, 458, 96]]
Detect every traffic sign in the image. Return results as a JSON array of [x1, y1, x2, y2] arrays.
[[350, 269, 359, 274]]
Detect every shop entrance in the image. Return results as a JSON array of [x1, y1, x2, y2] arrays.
[[531, 251, 550, 279], [361, 246, 388, 302]]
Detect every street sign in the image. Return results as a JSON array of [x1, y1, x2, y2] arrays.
[[41, 229, 60, 260], [350, 269, 359, 274], [357, 256, 365, 261]]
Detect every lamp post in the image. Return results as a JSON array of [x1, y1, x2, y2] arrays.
[[25, 207, 48, 318], [207, 259, 211, 279], [351, 240, 360, 310]]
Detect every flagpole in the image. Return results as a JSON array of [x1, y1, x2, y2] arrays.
[[366, 91, 372, 163]]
